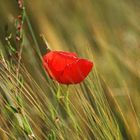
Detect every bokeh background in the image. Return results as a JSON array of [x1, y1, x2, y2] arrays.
[[0, 0, 140, 139]]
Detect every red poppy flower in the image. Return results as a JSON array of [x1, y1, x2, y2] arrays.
[[43, 51, 93, 84]]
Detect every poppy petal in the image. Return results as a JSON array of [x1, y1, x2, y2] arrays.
[[58, 51, 77, 57], [43, 51, 78, 81], [43, 51, 93, 84], [59, 59, 93, 84]]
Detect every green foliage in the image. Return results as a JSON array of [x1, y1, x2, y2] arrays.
[[0, 0, 140, 140]]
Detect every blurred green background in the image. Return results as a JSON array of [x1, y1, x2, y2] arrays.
[[0, 0, 140, 139]]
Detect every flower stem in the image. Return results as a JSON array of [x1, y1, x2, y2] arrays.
[[65, 85, 71, 115]]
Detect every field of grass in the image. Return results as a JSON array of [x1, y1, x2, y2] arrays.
[[0, 0, 140, 139]]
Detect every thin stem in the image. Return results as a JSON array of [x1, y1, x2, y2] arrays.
[[56, 83, 61, 99], [24, 11, 41, 58], [65, 86, 70, 115]]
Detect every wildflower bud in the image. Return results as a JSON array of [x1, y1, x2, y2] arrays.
[[18, 15, 22, 20], [17, 24, 22, 31], [18, 0, 23, 9], [16, 36, 21, 41]]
